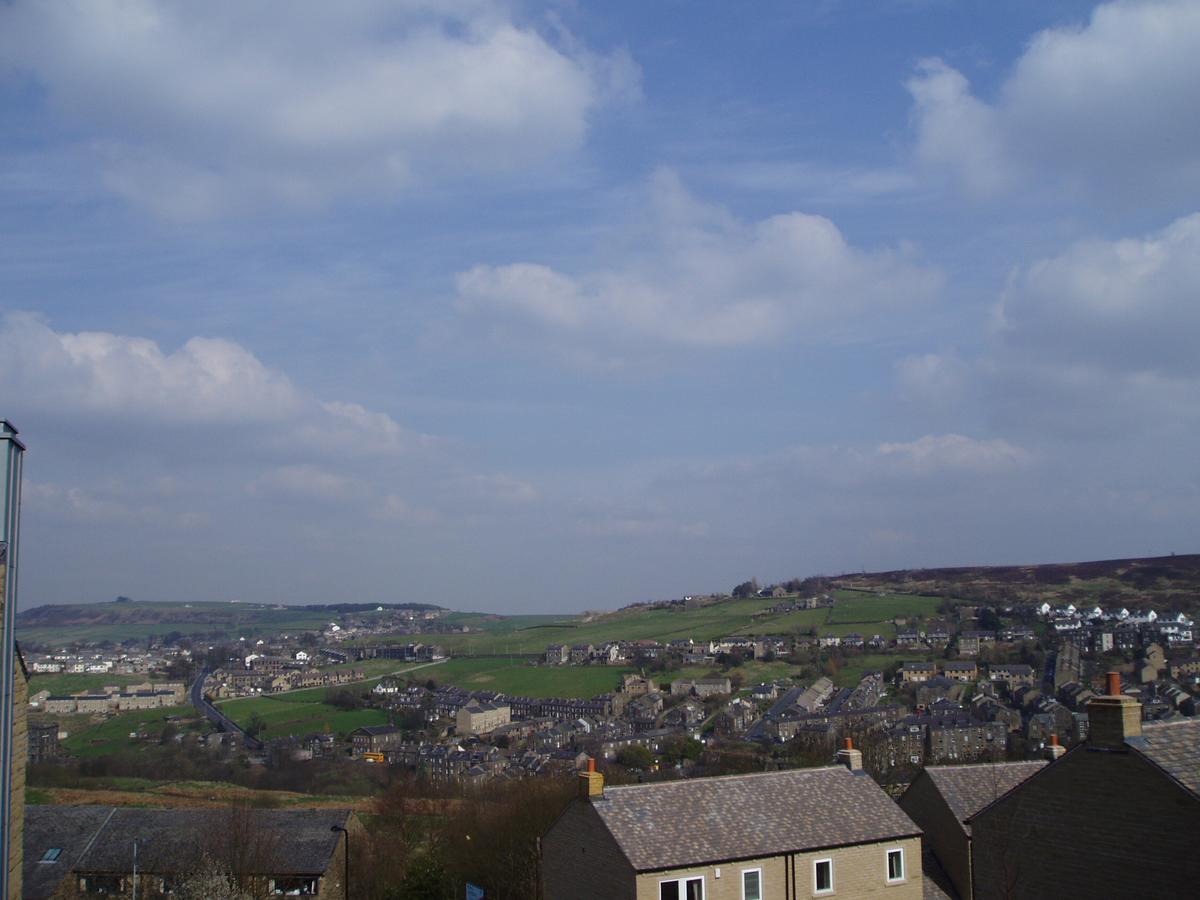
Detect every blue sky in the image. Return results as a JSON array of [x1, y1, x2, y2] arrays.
[[1, 0, 1197, 611]]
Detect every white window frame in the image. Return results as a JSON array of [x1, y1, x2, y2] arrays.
[[813, 857, 834, 895], [658, 874, 705, 900], [886, 847, 905, 884], [741, 866, 763, 900]]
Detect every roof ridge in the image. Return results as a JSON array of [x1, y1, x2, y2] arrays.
[[926, 760, 1046, 772], [602, 766, 845, 793]]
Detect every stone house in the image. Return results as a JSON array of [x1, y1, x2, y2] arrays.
[[350, 724, 403, 757], [942, 661, 977, 682], [899, 760, 1046, 900], [23, 806, 356, 899], [987, 664, 1035, 689], [456, 700, 511, 736], [900, 661, 937, 684], [542, 750, 924, 900], [970, 673, 1200, 899], [669, 676, 731, 698]]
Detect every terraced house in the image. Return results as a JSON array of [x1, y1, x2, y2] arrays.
[[543, 748, 925, 900]]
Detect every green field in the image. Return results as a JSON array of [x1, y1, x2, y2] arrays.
[[62, 705, 197, 758], [426, 657, 636, 698], [432, 597, 783, 656], [826, 590, 943, 624], [217, 693, 390, 740]]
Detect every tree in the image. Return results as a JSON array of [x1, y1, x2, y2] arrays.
[[731, 579, 760, 599], [200, 806, 283, 900], [617, 745, 654, 769], [174, 855, 251, 900]]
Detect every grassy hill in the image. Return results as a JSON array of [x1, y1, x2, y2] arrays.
[[15, 599, 439, 646]]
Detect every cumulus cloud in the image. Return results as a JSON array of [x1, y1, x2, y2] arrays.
[[907, 0, 1200, 198], [0, 313, 300, 424], [896, 213, 1200, 440], [0, 0, 637, 218], [0, 314, 422, 457], [455, 171, 941, 351], [996, 213, 1200, 377]]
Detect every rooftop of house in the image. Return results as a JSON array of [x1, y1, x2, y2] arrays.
[[24, 806, 117, 900], [353, 725, 401, 736], [916, 762, 1047, 834], [1129, 717, 1200, 797], [588, 766, 920, 872], [24, 806, 352, 888]]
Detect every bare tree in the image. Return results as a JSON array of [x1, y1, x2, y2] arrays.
[[174, 855, 251, 900], [201, 805, 283, 900]]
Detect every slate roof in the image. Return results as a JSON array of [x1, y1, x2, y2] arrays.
[[23, 806, 116, 900], [1132, 718, 1200, 797], [920, 761, 1047, 834], [588, 766, 920, 872], [25, 806, 352, 878]]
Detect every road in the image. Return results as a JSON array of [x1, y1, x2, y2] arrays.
[[189, 669, 264, 752]]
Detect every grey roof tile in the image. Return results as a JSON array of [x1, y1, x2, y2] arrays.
[[1135, 718, 1200, 797], [590, 766, 920, 872], [27, 806, 351, 878], [23, 806, 117, 900], [922, 761, 1047, 833]]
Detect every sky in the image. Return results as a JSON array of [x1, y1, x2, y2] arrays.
[[1, 0, 1197, 612]]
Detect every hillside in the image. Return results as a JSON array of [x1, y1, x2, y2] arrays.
[[820, 553, 1200, 612], [15, 599, 442, 646], [16, 553, 1198, 649]]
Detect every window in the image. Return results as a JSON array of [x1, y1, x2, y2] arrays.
[[81, 875, 123, 894], [38, 848, 62, 863], [660, 875, 704, 900], [887, 848, 905, 883], [814, 858, 833, 895], [742, 868, 763, 900], [271, 877, 319, 895]]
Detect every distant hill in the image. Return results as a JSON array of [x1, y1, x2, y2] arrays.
[[815, 553, 1200, 612], [15, 599, 444, 647]]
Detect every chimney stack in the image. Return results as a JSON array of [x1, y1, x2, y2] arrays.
[[1086, 671, 1142, 749], [837, 737, 863, 772], [1045, 733, 1066, 761], [578, 756, 605, 800]]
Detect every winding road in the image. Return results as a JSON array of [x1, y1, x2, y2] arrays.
[[189, 669, 264, 752]]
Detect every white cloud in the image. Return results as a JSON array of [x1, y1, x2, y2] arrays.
[[246, 465, 363, 503], [455, 473, 540, 505], [896, 351, 971, 408], [906, 59, 1012, 195], [996, 213, 1200, 377], [895, 213, 1200, 440], [0, 314, 425, 456], [907, 0, 1200, 199], [875, 434, 1031, 474], [24, 480, 205, 528], [455, 171, 941, 351], [0, 0, 637, 218], [0, 313, 300, 424]]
